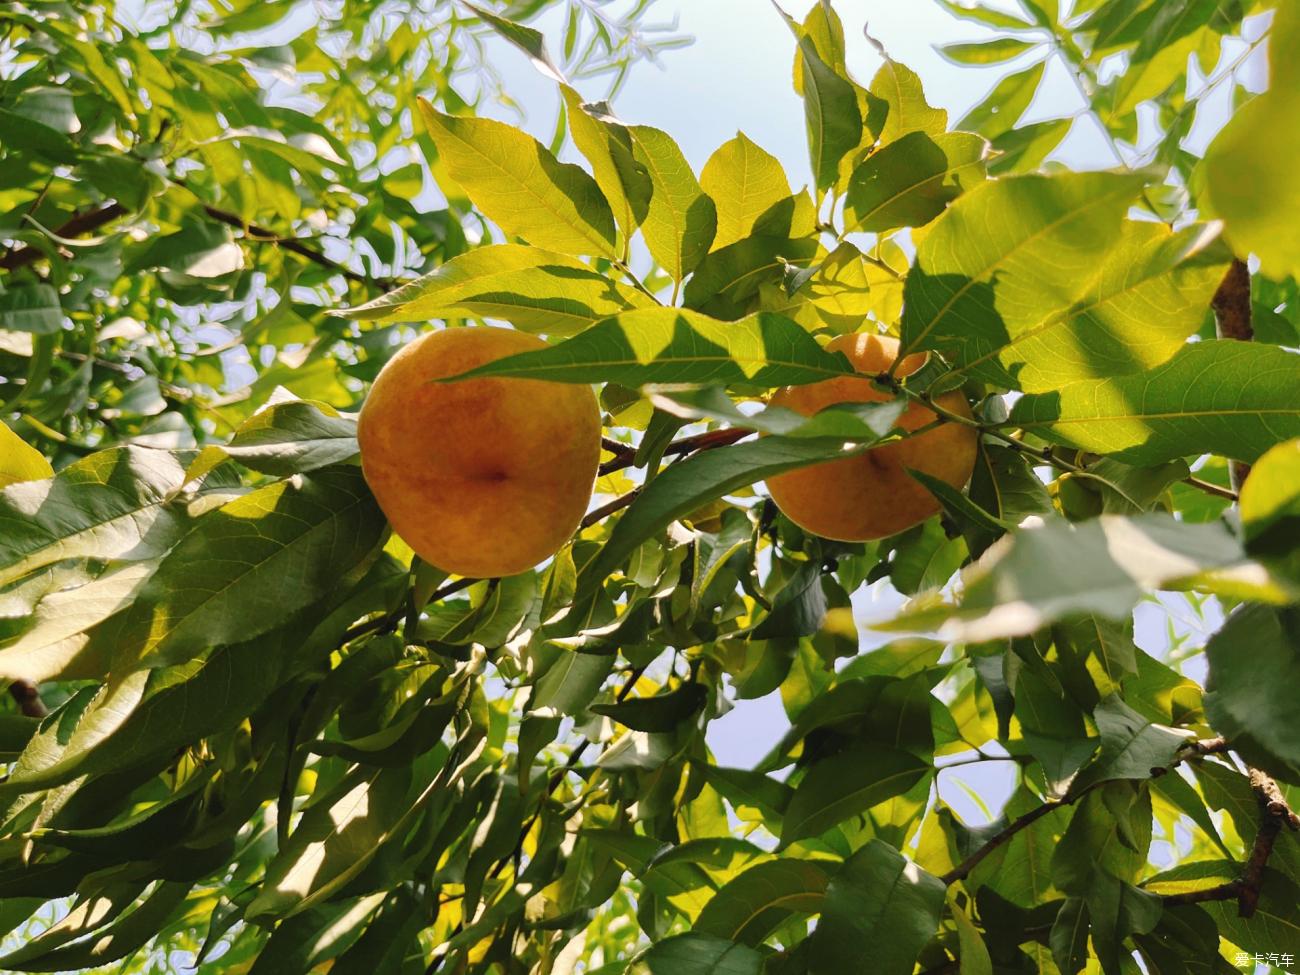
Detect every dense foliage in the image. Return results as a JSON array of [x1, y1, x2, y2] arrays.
[[2, 0, 1299, 972]]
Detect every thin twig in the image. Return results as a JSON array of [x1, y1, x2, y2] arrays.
[[200, 203, 391, 289], [942, 738, 1249, 887], [598, 426, 753, 477]]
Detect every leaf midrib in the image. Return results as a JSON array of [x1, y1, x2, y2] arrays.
[[142, 490, 369, 659], [906, 178, 1140, 354]]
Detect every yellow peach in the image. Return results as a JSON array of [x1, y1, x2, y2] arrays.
[[765, 332, 978, 541], [358, 327, 600, 577]]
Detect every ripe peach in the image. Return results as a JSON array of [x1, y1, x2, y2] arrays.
[[765, 333, 977, 541], [358, 327, 600, 578]]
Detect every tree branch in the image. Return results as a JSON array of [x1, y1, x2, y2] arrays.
[[200, 204, 391, 289], [598, 427, 753, 477], [1212, 258, 1255, 490], [0, 203, 128, 271], [7, 680, 47, 718], [0, 196, 391, 292], [941, 738, 1256, 888], [1212, 259, 1253, 342], [1238, 767, 1300, 917]]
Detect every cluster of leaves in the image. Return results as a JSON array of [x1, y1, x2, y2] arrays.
[[0, 0, 684, 457], [1, 0, 1300, 973]]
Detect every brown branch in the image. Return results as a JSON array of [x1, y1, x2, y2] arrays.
[[1212, 258, 1255, 490], [1161, 880, 1241, 906], [0, 203, 128, 271], [1212, 259, 1253, 342], [942, 737, 1246, 888], [942, 795, 1073, 885], [1238, 767, 1300, 917], [1155, 766, 1298, 913], [200, 204, 390, 289], [7, 680, 47, 718], [598, 426, 753, 477], [0, 194, 390, 292], [580, 489, 639, 528]]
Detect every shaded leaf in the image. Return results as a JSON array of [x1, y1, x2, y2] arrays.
[[884, 513, 1284, 642], [628, 933, 765, 975], [1011, 341, 1300, 464], [0, 447, 187, 588], [900, 171, 1147, 370], [628, 125, 717, 281], [782, 744, 929, 846], [693, 858, 829, 945], [809, 839, 946, 975], [845, 130, 987, 233], [447, 308, 853, 388], [1205, 604, 1300, 783]]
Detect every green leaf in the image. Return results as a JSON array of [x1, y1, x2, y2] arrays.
[[221, 398, 359, 474], [0, 562, 153, 682], [1085, 874, 1163, 975], [845, 130, 987, 233], [0, 447, 188, 588], [693, 858, 830, 944], [1205, 604, 1300, 783], [939, 37, 1041, 65], [775, 5, 863, 192], [653, 386, 905, 441], [0, 285, 63, 334], [957, 60, 1047, 139], [628, 125, 717, 281], [683, 231, 820, 320], [690, 762, 793, 822], [1075, 694, 1190, 790], [808, 839, 946, 975], [870, 60, 948, 147], [0, 423, 52, 488], [933, 0, 1036, 30], [335, 244, 650, 336], [575, 436, 888, 601], [700, 133, 794, 251], [1112, 0, 1220, 117], [884, 513, 1284, 642], [527, 643, 614, 717], [0, 880, 190, 972], [1200, 4, 1300, 281], [246, 765, 413, 920], [560, 89, 652, 241], [751, 560, 827, 640], [781, 744, 930, 846], [590, 681, 707, 732], [1240, 438, 1300, 580], [445, 308, 853, 388], [463, 2, 566, 83], [104, 465, 386, 670], [1010, 341, 1300, 464], [953, 899, 994, 975], [966, 221, 1228, 393], [417, 99, 616, 258], [900, 171, 1147, 368], [627, 933, 765, 975], [987, 117, 1073, 175], [1050, 898, 1090, 975]]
